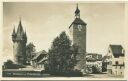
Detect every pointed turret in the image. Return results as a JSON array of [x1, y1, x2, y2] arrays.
[[12, 26, 16, 36], [12, 26, 17, 42], [23, 30, 27, 43], [12, 19, 27, 42], [75, 4, 80, 18], [12, 19, 27, 65], [17, 20, 24, 36], [69, 4, 86, 28]]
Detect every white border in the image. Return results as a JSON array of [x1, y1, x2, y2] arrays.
[[0, 0, 127, 80]]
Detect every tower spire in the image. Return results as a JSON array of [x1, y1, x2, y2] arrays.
[[24, 29, 27, 43], [12, 25, 16, 36], [75, 3, 80, 18], [17, 18, 24, 35], [12, 19, 27, 65], [77, 3, 78, 9]]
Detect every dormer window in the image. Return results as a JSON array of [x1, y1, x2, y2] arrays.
[[109, 50, 111, 53], [122, 49, 125, 54]]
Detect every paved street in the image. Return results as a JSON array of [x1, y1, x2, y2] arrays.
[[84, 73, 110, 78], [3, 69, 123, 78], [83, 72, 123, 78]]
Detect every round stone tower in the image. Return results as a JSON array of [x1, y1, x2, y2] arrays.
[[12, 20, 27, 65]]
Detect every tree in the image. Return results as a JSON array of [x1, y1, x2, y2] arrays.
[[3, 60, 13, 69], [68, 44, 79, 70], [3, 60, 24, 69], [4, 60, 13, 66], [48, 31, 79, 74], [26, 42, 36, 64]]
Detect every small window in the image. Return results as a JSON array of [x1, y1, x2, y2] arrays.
[[109, 50, 111, 53], [115, 61, 118, 65], [120, 66, 122, 69], [115, 66, 117, 69], [121, 72, 122, 75], [111, 70, 112, 74], [122, 49, 125, 54]]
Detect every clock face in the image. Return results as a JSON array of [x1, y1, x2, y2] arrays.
[[78, 25, 82, 31]]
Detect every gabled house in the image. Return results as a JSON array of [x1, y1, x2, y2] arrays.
[[32, 50, 48, 70], [107, 45, 125, 77]]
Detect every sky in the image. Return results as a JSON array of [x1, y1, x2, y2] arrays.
[[3, 2, 125, 61]]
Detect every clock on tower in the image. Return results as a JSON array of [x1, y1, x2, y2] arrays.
[[69, 4, 87, 70], [69, 4, 87, 54], [78, 25, 82, 31]]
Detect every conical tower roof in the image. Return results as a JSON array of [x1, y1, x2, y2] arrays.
[[12, 26, 16, 36], [23, 29, 27, 39], [17, 20, 24, 36], [75, 4, 80, 16], [69, 4, 87, 28]]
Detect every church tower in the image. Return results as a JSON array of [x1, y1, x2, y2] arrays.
[[69, 4, 87, 70], [12, 20, 27, 65]]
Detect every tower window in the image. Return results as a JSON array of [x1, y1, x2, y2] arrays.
[[78, 25, 82, 31]]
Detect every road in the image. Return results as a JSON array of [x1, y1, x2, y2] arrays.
[[83, 72, 123, 78]]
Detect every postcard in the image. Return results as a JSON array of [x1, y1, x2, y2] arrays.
[[0, 1, 127, 80]]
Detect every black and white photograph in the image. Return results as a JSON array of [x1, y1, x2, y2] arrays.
[[1, 1, 127, 79]]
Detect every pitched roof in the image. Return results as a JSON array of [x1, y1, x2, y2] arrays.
[[86, 53, 102, 61], [69, 18, 87, 28], [102, 55, 108, 61], [109, 45, 124, 57], [32, 50, 47, 60], [38, 57, 48, 64]]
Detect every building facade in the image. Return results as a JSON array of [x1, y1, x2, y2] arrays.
[[85, 53, 102, 73], [12, 20, 27, 65], [69, 4, 87, 70], [26, 43, 36, 65], [32, 50, 48, 70], [107, 45, 125, 77], [102, 55, 109, 72]]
